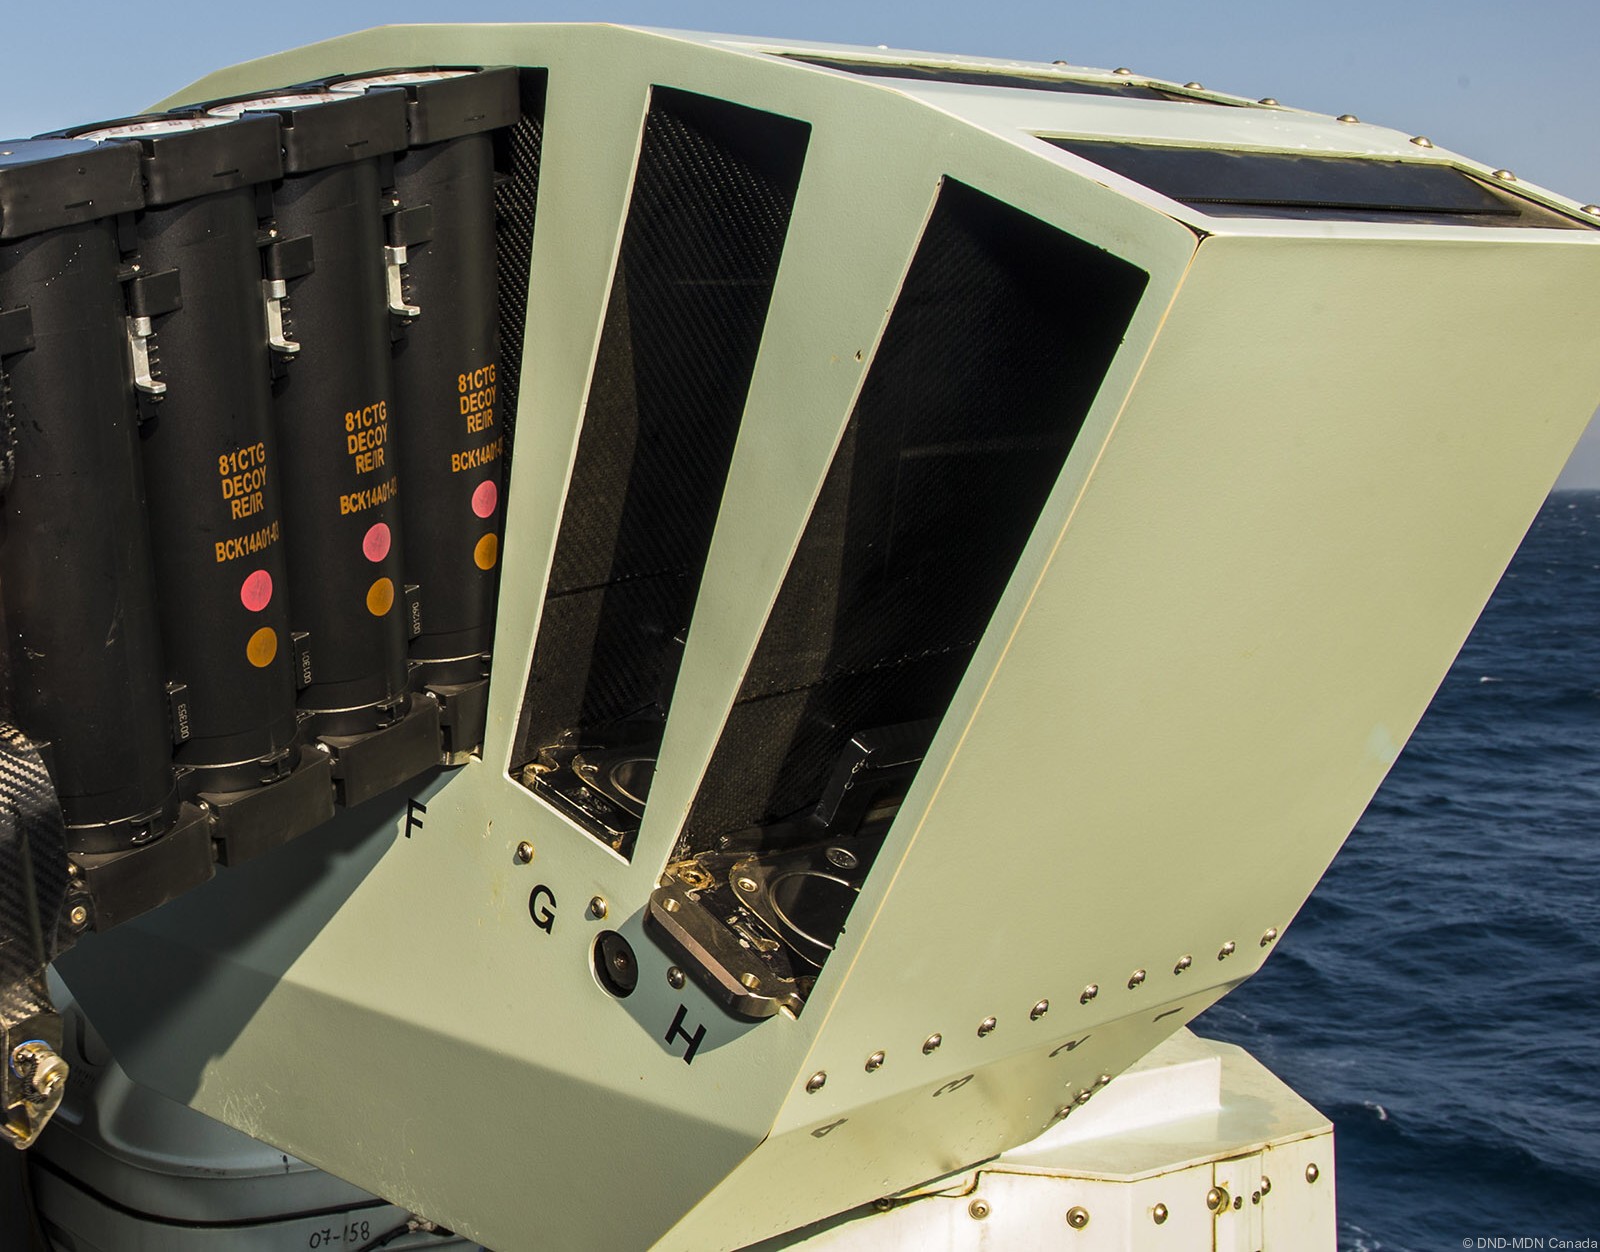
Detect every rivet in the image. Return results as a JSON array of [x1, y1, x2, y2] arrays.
[[873, 1198, 894, 1213], [1030, 999, 1050, 1020], [866, 1050, 886, 1072], [1052, 60, 1070, 67], [1080, 983, 1098, 1004], [1127, 969, 1146, 989], [588, 895, 608, 920], [824, 845, 858, 870], [1233, 1195, 1242, 1210], [1184, 81, 1204, 90], [1174, 954, 1192, 974], [514, 840, 534, 863], [1113, 67, 1134, 76], [1251, 1189, 1261, 1204], [977, 1017, 997, 1037], [968, 1198, 990, 1220], [1066, 1205, 1090, 1229], [1260, 927, 1278, 947], [1336, 113, 1359, 123], [1260, 1176, 1272, 1195], [1258, 97, 1279, 106], [1218, 941, 1236, 960], [1152, 1202, 1169, 1224], [69, 905, 89, 929], [667, 966, 685, 990], [1306, 1163, 1320, 1183], [1206, 1185, 1229, 1213], [1095, 1073, 1112, 1087], [805, 1071, 827, 1094], [1583, 205, 1600, 216], [1054, 1104, 1073, 1121], [922, 1033, 943, 1055], [1074, 1089, 1093, 1104], [736, 876, 758, 893], [1410, 135, 1434, 148], [1492, 169, 1517, 181]]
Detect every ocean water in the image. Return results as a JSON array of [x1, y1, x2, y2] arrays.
[[1198, 491, 1600, 1251]]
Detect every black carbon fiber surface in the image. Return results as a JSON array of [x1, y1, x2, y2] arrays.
[[492, 70, 547, 454], [0, 723, 70, 1116], [681, 180, 1148, 848], [515, 90, 809, 779]]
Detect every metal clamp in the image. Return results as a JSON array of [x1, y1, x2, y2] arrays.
[[3, 1040, 69, 1150], [384, 245, 421, 319], [125, 315, 165, 397], [262, 279, 299, 355]]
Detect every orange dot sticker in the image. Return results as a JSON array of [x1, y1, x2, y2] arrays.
[[246, 626, 278, 668], [366, 577, 395, 616], [473, 533, 498, 571]]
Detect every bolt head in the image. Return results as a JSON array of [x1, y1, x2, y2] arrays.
[[968, 1198, 990, 1220], [69, 905, 89, 929], [805, 1071, 827, 1094], [1066, 1205, 1090, 1229], [667, 966, 686, 990], [736, 876, 758, 893], [1206, 1185, 1228, 1212], [588, 895, 608, 920], [514, 841, 534, 863], [824, 846, 858, 870]]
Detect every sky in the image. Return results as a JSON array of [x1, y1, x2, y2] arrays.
[[4, 0, 1598, 481]]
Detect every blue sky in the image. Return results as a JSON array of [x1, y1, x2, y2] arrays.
[[7, 0, 1599, 482]]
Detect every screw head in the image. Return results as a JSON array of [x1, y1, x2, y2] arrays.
[[736, 876, 758, 893], [1583, 205, 1600, 216], [1218, 941, 1236, 960], [1127, 969, 1147, 989], [1066, 1205, 1090, 1229], [1183, 81, 1204, 90], [1054, 1104, 1073, 1122], [805, 1071, 827, 1094], [977, 1017, 997, 1037], [1174, 954, 1193, 974], [968, 1198, 990, 1220], [1410, 135, 1435, 147], [1074, 1089, 1093, 1104], [1095, 1073, 1112, 1087], [1080, 983, 1098, 1004], [666, 966, 685, 990], [1306, 1162, 1321, 1183], [69, 905, 89, 929], [1258, 97, 1279, 106], [588, 896, 608, 920], [1260, 1176, 1272, 1196], [514, 841, 534, 863], [824, 846, 858, 870], [1492, 169, 1517, 181], [922, 1033, 943, 1055], [1030, 999, 1050, 1020], [1336, 113, 1360, 123], [865, 1050, 886, 1072], [1206, 1185, 1229, 1212], [1260, 927, 1278, 947], [1113, 67, 1134, 76], [1251, 1189, 1261, 1204], [1152, 1202, 1169, 1224]]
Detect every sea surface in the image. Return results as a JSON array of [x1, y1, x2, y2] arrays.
[[1198, 491, 1600, 1251]]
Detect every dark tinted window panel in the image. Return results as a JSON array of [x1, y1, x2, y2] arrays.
[[1049, 140, 1589, 228], [492, 69, 548, 452], [785, 56, 1230, 104], [515, 89, 810, 858], [679, 179, 1148, 852]]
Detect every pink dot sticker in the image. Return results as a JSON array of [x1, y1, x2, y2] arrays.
[[362, 522, 391, 563], [239, 569, 273, 613], [471, 479, 498, 519]]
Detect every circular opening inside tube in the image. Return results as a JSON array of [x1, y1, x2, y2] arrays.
[[768, 871, 858, 955], [593, 930, 638, 999]]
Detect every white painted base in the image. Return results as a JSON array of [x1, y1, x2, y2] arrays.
[[747, 1031, 1336, 1250]]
